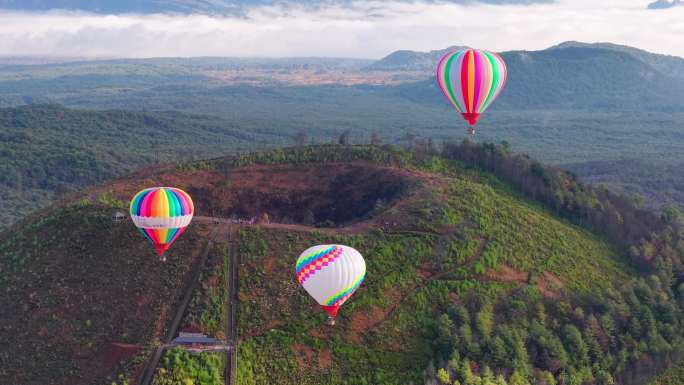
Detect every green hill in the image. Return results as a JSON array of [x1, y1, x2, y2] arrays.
[[2, 145, 683, 385]]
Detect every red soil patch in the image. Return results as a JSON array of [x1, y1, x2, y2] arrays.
[[483, 266, 565, 299], [248, 319, 286, 338], [308, 325, 333, 340], [484, 265, 528, 284], [100, 343, 142, 372], [542, 271, 563, 288], [347, 288, 402, 344], [318, 348, 332, 369], [75, 343, 142, 385], [292, 343, 316, 370], [291, 343, 332, 371], [261, 256, 278, 275], [416, 261, 437, 279], [538, 271, 564, 299], [153, 304, 170, 339], [136, 294, 153, 307]]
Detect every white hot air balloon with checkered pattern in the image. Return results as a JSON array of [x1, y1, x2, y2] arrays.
[[295, 245, 366, 325]]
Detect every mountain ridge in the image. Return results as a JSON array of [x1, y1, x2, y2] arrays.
[[369, 41, 684, 79]]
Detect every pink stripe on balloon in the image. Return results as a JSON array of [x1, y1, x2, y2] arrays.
[[472, 50, 484, 112], [144, 228, 159, 244], [140, 190, 154, 217]]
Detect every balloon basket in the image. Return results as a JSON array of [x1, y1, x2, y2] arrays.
[[327, 316, 336, 326], [155, 244, 170, 262], [461, 112, 481, 126]]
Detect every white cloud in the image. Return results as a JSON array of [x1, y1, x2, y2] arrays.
[[0, 0, 682, 59]]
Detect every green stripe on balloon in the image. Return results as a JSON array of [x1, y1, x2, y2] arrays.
[[165, 188, 178, 217], [444, 52, 464, 113], [480, 51, 498, 112]]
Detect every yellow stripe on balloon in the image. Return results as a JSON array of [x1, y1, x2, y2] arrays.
[[152, 189, 169, 218], [159, 228, 169, 243], [467, 51, 475, 113]]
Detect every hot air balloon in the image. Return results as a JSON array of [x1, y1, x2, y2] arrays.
[[295, 245, 366, 325], [130, 187, 194, 261], [436, 48, 507, 135]]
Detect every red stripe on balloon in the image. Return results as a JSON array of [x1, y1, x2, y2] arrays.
[[461, 50, 472, 113]]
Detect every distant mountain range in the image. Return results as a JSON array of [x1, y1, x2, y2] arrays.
[[0, 0, 553, 14], [372, 41, 684, 80], [364, 46, 467, 71], [648, 0, 682, 9], [0, 0, 249, 14], [375, 42, 684, 111]]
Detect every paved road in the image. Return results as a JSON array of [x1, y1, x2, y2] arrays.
[[225, 226, 238, 385]]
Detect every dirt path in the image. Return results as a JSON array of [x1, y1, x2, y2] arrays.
[[194, 216, 375, 235], [194, 216, 443, 237]]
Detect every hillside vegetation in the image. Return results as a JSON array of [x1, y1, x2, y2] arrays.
[[2, 145, 684, 385], [0, 104, 282, 228]]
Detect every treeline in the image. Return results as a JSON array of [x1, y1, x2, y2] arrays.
[[440, 141, 684, 277]]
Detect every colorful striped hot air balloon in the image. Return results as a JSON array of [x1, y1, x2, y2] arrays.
[[436, 48, 507, 134], [295, 245, 366, 325], [130, 187, 194, 261]]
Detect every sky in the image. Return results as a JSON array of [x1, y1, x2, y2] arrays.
[[0, 0, 683, 59]]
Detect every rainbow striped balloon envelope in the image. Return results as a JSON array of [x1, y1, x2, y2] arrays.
[[296, 245, 366, 324], [130, 187, 194, 261], [436, 48, 507, 134]]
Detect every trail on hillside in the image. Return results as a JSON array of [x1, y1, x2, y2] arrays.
[[194, 216, 375, 235], [359, 237, 489, 335]]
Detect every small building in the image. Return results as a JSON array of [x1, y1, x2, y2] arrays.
[[172, 333, 221, 347], [112, 211, 127, 223], [168, 333, 230, 353]]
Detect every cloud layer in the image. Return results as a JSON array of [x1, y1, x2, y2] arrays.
[[0, 0, 683, 59]]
